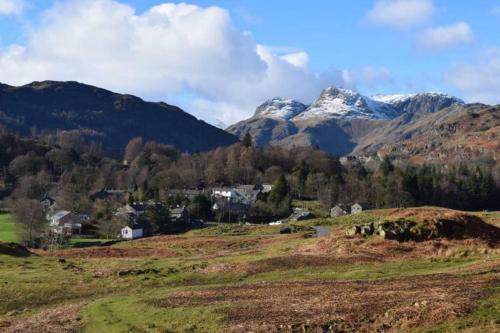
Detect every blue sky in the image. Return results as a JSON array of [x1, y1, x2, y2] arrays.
[[0, 0, 499, 124]]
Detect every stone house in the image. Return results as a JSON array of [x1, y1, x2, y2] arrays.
[[330, 204, 349, 217], [351, 202, 371, 214]]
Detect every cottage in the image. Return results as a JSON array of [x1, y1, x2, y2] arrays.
[[288, 211, 315, 221], [121, 225, 143, 240], [351, 202, 371, 214], [170, 206, 189, 223], [116, 203, 146, 218], [212, 185, 264, 206], [48, 210, 83, 234], [330, 204, 349, 217]]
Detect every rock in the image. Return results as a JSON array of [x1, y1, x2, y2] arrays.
[[347, 226, 361, 236]]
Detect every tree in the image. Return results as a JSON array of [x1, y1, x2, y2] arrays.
[[380, 156, 395, 176], [11, 199, 46, 247], [124, 137, 144, 164], [242, 133, 253, 148], [292, 160, 309, 199], [187, 195, 212, 220], [98, 215, 128, 239], [143, 205, 171, 234], [268, 174, 289, 207]]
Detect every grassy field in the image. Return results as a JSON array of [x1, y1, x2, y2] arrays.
[[0, 214, 20, 243], [0, 205, 499, 332]]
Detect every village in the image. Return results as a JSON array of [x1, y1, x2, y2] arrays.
[[38, 182, 375, 244]]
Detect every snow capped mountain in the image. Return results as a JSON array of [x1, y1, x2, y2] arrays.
[[371, 92, 464, 115], [293, 88, 465, 121], [227, 86, 467, 155], [295, 87, 399, 120], [370, 93, 417, 104], [254, 98, 307, 120]]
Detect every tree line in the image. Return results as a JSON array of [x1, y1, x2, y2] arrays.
[[1, 128, 499, 245]]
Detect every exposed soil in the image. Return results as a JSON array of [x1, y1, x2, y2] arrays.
[[0, 303, 83, 333], [152, 275, 499, 332]]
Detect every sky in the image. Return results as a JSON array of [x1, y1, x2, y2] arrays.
[[0, 0, 499, 125]]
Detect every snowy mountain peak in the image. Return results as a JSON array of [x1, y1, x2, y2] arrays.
[[254, 98, 307, 120], [295, 87, 390, 120], [372, 92, 464, 106]]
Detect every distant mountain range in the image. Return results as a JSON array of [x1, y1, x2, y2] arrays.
[[0, 81, 238, 152], [227, 87, 496, 161], [0, 80, 497, 165]]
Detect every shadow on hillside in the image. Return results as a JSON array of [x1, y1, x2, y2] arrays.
[[0, 242, 32, 257]]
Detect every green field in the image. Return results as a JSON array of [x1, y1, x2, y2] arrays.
[[0, 206, 499, 332], [0, 214, 20, 243]]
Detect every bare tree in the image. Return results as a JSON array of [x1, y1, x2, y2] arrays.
[[124, 137, 144, 164], [11, 199, 46, 247]]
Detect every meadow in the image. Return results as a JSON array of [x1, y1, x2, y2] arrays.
[[0, 214, 20, 243], [0, 207, 499, 332]]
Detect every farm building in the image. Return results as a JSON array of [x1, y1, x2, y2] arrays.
[[121, 225, 143, 240]]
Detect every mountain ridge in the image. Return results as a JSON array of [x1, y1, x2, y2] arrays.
[[0, 80, 238, 152], [227, 86, 474, 157]]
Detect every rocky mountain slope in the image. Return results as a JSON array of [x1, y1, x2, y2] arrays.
[[355, 104, 500, 165], [228, 87, 466, 156], [0, 81, 238, 152]]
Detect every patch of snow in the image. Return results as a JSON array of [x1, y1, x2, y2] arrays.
[[294, 87, 394, 120], [255, 98, 307, 120], [206, 118, 228, 129]]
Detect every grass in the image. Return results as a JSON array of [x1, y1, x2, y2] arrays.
[[68, 237, 113, 248], [0, 205, 498, 332], [0, 214, 21, 243], [184, 222, 284, 236], [412, 287, 500, 332], [292, 199, 329, 217], [83, 296, 226, 333]]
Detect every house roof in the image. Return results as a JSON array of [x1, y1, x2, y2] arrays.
[[123, 224, 143, 231], [50, 210, 71, 221], [332, 204, 349, 211], [170, 207, 186, 215]]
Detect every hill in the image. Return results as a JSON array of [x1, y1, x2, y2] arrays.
[[0, 206, 498, 332], [354, 104, 500, 165], [0, 81, 238, 152]]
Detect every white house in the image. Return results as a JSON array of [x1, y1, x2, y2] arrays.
[[48, 210, 83, 234], [121, 225, 143, 240], [351, 203, 371, 214]]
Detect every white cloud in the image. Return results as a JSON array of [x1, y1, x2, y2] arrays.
[[0, 0, 25, 15], [0, 0, 353, 125], [280, 51, 309, 70], [343, 67, 394, 89], [491, 6, 500, 15], [367, 0, 434, 29], [445, 48, 500, 104], [418, 22, 474, 50]]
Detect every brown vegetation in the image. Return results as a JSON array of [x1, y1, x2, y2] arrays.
[[153, 275, 498, 332]]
